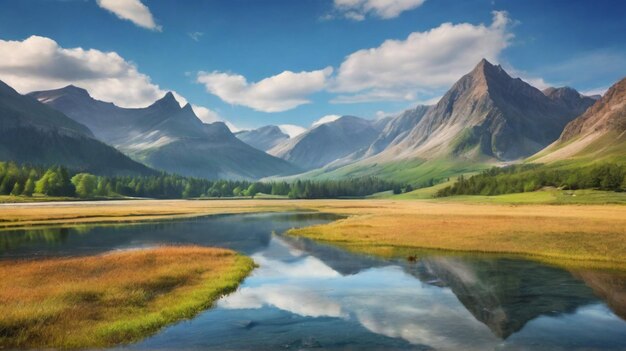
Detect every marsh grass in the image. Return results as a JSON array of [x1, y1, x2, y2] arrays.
[[2, 199, 625, 272], [288, 202, 626, 271], [0, 246, 254, 349]]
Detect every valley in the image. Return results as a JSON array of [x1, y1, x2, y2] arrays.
[[0, 2, 624, 348]]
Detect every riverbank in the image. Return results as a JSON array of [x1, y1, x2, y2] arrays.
[[0, 246, 254, 349], [1, 199, 625, 270]]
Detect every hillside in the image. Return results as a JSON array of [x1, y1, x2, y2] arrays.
[[269, 115, 381, 170], [532, 77, 626, 164], [307, 59, 595, 183], [30, 86, 300, 180], [0, 80, 153, 176], [235, 125, 289, 151]]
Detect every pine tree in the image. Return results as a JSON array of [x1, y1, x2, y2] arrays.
[[22, 178, 35, 197], [10, 182, 22, 196]]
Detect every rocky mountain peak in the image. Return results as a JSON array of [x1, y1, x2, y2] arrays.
[[559, 77, 626, 142], [149, 91, 180, 111]]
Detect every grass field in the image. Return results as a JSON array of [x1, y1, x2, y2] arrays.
[[287, 200, 626, 270], [0, 246, 254, 349], [1, 199, 624, 270], [435, 189, 626, 204]]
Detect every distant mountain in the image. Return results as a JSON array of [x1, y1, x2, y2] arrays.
[[0, 80, 152, 175], [268, 115, 380, 170], [30, 86, 300, 179], [235, 125, 289, 151], [309, 59, 596, 183], [532, 77, 626, 163], [364, 105, 431, 158], [543, 87, 596, 116]]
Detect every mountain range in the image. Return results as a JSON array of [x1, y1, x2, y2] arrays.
[[0, 80, 152, 175], [531, 77, 626, 164], [30, 86, 300, 180], [2, 58, 622, 183], [268, 115, 384, 170], [272, 59, 598, 183], [235, 125, 289, 152]]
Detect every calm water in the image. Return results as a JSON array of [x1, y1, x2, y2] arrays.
[[2, 212, 625, 350]]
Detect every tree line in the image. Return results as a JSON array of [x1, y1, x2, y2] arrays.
[[436, 163, 626, 197], [0, 162, 404, 199]]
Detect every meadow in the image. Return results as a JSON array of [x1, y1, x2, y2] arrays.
[[1, 197, 625, 348], [2, 198, 624, 269], [0, 246, 254, 349]]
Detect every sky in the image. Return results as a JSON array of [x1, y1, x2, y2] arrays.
[[0, 0, 625, 133]]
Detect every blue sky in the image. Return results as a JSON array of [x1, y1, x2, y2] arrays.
[[0, 0, 624, 132]]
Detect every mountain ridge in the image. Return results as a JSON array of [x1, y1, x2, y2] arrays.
[[30, 86, 300, 180], [0, 80, 153, 176]]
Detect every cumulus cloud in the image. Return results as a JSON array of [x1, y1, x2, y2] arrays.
[[332, 0, 426, 20], [278, 124, 307, 138], [0, 35, 167, 107], [312, 114, 341, 127], [332, 11, 513, 102], [96, 0, 162, 31], [192, 104, 222, 123], [0, 35, 227, 126], [196, 67, 333, 113]]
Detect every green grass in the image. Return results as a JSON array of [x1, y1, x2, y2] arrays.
[[0, 195, 77, 203], [440, 189, 626, 204], [0, 246, 254, 349], [305, 158, 489, 185]]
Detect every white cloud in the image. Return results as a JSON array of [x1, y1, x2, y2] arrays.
[[581, 87, 608, 97], [224, 121, 242, 133], [332, 11, 513, 102], [197, 67, 333, 113], [191, 104, 221, 123], [96, 0, 162, 31], [333, 0, 426, 20], [0, 35, 165, 107], [0, 35, 232, 127], [278, 124, 306, 138], [312, 114, 341, 127]]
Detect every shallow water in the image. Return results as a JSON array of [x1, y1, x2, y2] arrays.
[[2, 212, 625, 350]]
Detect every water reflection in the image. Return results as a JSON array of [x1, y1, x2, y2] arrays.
[[0, 212, 338, 258], [410, 257, 598, 338], [2, 213, 625, 349], [126, 236, 626, 350]]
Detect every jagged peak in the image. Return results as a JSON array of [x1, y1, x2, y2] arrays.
[[149, 91, 181, 110], [181, 102, 193, 112], [470, 58, 509, 80]]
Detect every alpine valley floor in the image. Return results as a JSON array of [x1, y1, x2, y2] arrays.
[[2, 198, 625, 270]]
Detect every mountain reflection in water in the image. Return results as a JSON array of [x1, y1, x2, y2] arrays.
[[1, 212, 624, 350]]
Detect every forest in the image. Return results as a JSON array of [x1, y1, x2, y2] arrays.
[[0, 162, 403, 199], [436, 163, 626, 197]]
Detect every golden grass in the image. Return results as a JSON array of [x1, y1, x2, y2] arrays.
[[0, 199, 297, 228], [287, 200, 626, 270], [1, 199, 625, 269], [0, 246, 254, 349]]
